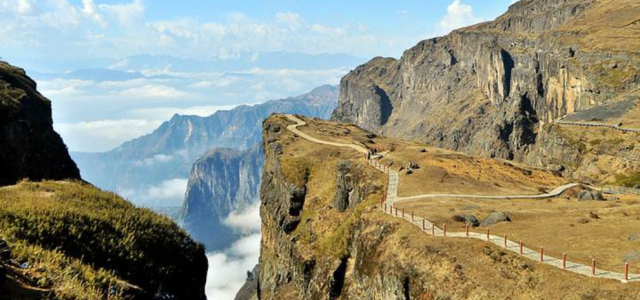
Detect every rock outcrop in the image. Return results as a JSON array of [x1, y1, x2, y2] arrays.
[[0, 61, 80, 186], [179, 145, 263, 251], [332, 0, 640, 180]]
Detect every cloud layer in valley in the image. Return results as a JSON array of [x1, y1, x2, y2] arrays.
[[207, 203, 262, 300]]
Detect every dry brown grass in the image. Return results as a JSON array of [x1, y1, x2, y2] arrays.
[[397, 192, 640, 274]]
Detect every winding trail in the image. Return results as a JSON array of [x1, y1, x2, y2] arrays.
[[284, 114, 639, 283], [557, 119, 640, 134]]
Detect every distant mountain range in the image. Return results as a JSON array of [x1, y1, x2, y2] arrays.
[[72, 85, 339, 209]]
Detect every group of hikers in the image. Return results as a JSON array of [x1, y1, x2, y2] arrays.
[[366, 148, 380, 160]]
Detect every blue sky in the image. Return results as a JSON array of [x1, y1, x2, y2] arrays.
[[0, 0, 515, 153]]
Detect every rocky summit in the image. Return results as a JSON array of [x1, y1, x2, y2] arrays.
[[0, 61, 80, 186], [332, 0, 640, 184]]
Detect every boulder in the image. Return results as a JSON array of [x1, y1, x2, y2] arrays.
[[452, 214, 480, 227], [408, 161, 420, 169], [634, 184, 640, 190], [578, 190, 605, 201], [480, 212, 511, 227]]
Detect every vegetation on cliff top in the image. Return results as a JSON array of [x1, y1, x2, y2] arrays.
[[0, 180, 207, 300]]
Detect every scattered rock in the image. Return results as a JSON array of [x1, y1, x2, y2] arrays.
[[405, 169, 413, 175], [634, 184, 640, 190], [629, 233, 640, 242], [480, 212, 511, 227], [578, 190, 605, 201], [420, 148, 427, 153], [452, 214, 480, 227], [365, 133, 377, 139], [522, 170, 533, 176], [407, 161, 420, 169], [577, 218, 590, 224], [589, 212, 600, 219], [624, 251, 640, 263]]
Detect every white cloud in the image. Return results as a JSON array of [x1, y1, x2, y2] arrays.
[[120, 178, 189, 207], [206, 234, 261, 300], [134, 154, 174, 166], [39, 79, 95, 97], [145, 178, 188, 200], [55, 119, 162, 152], [120, 84, 192, 98], [437, 0, 482, 35], [223, 203, 261, 233], [275, 11, 303, 30], [128, 104, 240, 121]]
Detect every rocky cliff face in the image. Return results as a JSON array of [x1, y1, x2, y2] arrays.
[[332, 0, 640, 180], [253, 115, 640, 300], [0, 61, 80, 186], [179, 145, 263, 250], [73, 85, 338, 208]]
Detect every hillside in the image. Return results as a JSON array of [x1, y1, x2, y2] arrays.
[[180, 145, 263, 251], [73, 85, 338, 208], [0, 181, 207, 300], [331, 0, 640, 184], [248, 114, 640, 299], [0, 61, 80, 186]]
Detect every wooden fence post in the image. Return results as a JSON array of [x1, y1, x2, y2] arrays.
[[431, 223, 435, 236], [562, 253, 567, 269], [519, 241, 523, 255], [540, 247, 544, 262], [465, 224, 469, 237], [443, 224, 447, 237], [394, 207, 398, 217], [486, 229, 490, 241], [625, 263, 629, 281], [592, 259, 596, 276], [402, 208, 405, 218], [411, 211, 414, 222], [504, 235, 508, 248], [422, 219, 425, 231]]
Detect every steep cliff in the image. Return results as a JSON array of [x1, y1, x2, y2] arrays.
[[332, 0, 640, 181], [180, 145, 263, 250], [253, 115, 640, 300], [0, 61, 80, 186]]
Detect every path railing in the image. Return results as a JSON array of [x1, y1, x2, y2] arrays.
[[557, 120, 640, 134]]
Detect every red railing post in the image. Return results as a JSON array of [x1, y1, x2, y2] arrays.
[[443, 224, 447, 237], [562, 253, 567, 269], [625, 263, 630, 281], [465, 224, 469, 237], [540, 247, 544, 262], [519, 241, 523, 255], [592, 259, 596, 276]]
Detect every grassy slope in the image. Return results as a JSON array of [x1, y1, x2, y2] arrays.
[[0, 180, 205, 300]]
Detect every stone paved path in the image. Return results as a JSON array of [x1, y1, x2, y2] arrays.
[[284, 114, 639, 283]]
